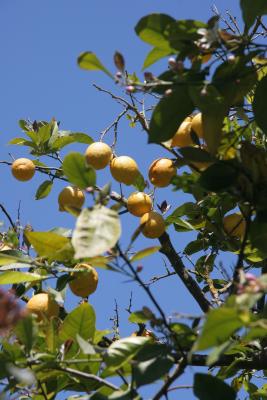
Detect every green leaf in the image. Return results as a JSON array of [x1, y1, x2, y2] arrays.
[[133, 356, 173, 387], [0, 253, 27, 266], [165, 202, 200, 225], [8, 138, 35, 147], [174, 218, 195, 232], [131, 246, 161, 262], [128, 311, 150, 324], [142, 47, 171, 70], [213, 55, 258, 106], [168, 20, 206, 51], [62, 152, 96, 190], [193, 307, 244, 351], [240, 0, 267, 29], [198, 162, 238, 192], [135, 14, 175, 48], [77, 52, 113, 78], [194, 373, 236, 400], [184, 239, 205, 255], [189, 84, 228, 154], [25, 231, 74, 262], [0, 271, 45, 284], [253, 75, 267, 132], [250, 218, 267, 257], [76, 334, 96, 355], [15, 316, 34, 354], [72, 206, 121, 259], [105, 337, 150, 371], [59, 303, 96, 342], [49, 132, 93, 151], [35, 180, 53, 200], [132, 172, 146, 192], [179, 147, 214, 163], [149, 87, 194, 143]]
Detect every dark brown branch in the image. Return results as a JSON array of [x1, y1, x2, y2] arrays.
[[153, 358, 187, 400], [190, 351, 267, 370], [158, 232, 211, 313], [0, 204, 16, 229]]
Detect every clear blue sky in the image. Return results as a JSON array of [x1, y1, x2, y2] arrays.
[[0, 1, 242, 399]]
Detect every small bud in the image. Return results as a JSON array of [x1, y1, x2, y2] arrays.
[[164, 88, 173, 97], [115, 71, 122, 79], [245, 272, 257, 282], [113, 51, 125, 72], [136, 265, 143, 273], [126, 85, 135, 93], [168, 57, 177, 68], [228, 54, 236, 63]]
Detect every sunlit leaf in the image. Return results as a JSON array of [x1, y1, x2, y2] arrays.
[[35, 180, 53, 200], [77, 51, 113, 78], [62, 152, 96, 190], [59, 303, 96, 342], [72, 206, 121, 259]]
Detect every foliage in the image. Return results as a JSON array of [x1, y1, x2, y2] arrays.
[[1, 2, 267, 400]]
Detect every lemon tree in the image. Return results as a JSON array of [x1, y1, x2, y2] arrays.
[[2, 2, 267, 400]]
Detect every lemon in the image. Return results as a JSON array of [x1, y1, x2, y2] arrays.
[[127, 192, 152, 217], [69, 263, 98, 298], [58, 186, 85, 212], [223, 213, 246, 238], [85, 142, 112, 170], [140, 211, 165, 238], [148, 158, 176, 187], [191, 113, 204, 139], [26, 293, 59, 321], [110, 156, 139, 185], [11, 158, 35, 181], [171, 117, 194, 148]]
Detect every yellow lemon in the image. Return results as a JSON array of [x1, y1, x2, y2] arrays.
[[69, 263, 99, 298], [191, 113, 204, 139], [110, 156, 139, 185], [140, 211, 165, 238], [26, 293, 59, 321], [223, 213, 246, 238], [127, 192, 152, 217], [85, 142, 112, 170], [11, 158, 35, 181], [171, 119, 194, 148], [58, 186, 85, 212], [148, 158, 176, 187]]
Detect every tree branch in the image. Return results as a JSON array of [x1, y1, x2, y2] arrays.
[[153, 358, 187, 400], [158, 232, 211, 313], [57, 366, 120, 391]]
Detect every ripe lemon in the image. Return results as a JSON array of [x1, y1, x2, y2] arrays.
[[26, 293, 59, 321], [140, 211, 165, 238], [191, 113, 204, 139], [223, 213, 246, 238], [127, 192, 152, 217], [110, 156, 139, 185], [69, 263, 98, 298], [148, 158, 176, 187], [58, 186, 85, 212], [11, 158, 35, 181], [85, 142, 112, 170], [171, 118, 194, 148]]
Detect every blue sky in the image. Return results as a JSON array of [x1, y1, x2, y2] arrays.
[[0, 1, 243, 399]]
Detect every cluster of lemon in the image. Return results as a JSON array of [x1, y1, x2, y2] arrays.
[[26, 263, 98, 320]]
